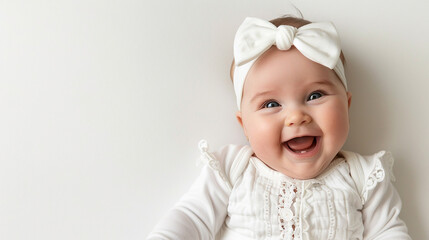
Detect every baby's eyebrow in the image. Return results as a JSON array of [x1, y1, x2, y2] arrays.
[[248, 80, 335, 103], [250, 90, 275, 103], [312, 80, 336, 87]]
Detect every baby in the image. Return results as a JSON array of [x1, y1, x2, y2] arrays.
[[147, 15, 411, 240]]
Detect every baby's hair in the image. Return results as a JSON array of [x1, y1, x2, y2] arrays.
[[230, 16, 347, 82]]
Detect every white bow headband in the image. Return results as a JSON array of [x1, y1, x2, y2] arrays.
[[233, 17, 347, 110]]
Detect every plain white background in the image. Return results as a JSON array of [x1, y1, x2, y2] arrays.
[[0, 0, 427, 239]]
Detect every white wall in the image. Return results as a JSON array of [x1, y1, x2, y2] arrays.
[[0, 0, 427, 239]]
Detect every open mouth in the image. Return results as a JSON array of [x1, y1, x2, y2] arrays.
[[283, 136, 321, 157]]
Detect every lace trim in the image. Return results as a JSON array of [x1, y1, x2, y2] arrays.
[[278, 182, 302, 240], [198, 139, 232, 190], [264, 180, 273, 238], [380, 151, 395, 181], [366, 159, 385, 190], [326, 187, 336, 240], [362, 151, 394, 203]]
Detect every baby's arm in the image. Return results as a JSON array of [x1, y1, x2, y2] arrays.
[[146, 164, 230, 239], [146, 143, 247, 240], [361, 155, 411, 239]]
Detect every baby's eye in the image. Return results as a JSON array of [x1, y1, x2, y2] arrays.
[[262, 100, 281, 108], [307, 91, 324, 101]]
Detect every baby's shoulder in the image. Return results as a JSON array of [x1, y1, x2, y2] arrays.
[[340, 150, 395, 204], [198, 140, 254, 186]]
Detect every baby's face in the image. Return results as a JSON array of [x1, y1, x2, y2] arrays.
[[236, 46, 352, 179]]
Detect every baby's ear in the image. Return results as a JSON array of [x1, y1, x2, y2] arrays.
[[236, 111, 247, 136], [236, 111, 244, 127], [347, 92, 352, 109]]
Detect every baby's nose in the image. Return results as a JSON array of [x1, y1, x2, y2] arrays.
[[284, 110, 312, 127]]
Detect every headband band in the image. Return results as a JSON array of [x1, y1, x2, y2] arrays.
[[233, 17, 347, 110]]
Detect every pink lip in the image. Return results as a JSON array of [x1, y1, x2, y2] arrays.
[[283, 136, 322, 159]]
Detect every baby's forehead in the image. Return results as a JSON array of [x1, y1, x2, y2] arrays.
[[250, 48, 344, 87], [242, 70, 344, 99]]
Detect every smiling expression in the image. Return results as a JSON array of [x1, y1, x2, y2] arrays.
[[236, 46, 352, 179]]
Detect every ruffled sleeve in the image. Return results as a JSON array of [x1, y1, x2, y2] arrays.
[[146, 140, 252, 240], [361, 151, 395, 204], [345, 150, 411, 239], [198, 140, 253, 190]]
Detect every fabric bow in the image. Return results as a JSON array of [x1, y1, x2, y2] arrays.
[[233, 17, 347, 110], [234, 17, 341, 69]]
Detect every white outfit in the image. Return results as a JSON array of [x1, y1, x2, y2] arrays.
[[147, 142, 410, 240]]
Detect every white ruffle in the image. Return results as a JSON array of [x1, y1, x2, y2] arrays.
[[361, 151, 395, 203], [198, 139, 232, 190]]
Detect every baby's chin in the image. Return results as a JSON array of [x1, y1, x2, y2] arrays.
[[267, 156, 335, 180], [278, 165, 329, 180]]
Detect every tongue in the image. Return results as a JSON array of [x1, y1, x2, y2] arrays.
[[287, 136, 315, 151]]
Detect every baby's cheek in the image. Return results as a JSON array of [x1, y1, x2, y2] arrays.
[[323, 103, 350, 145], [248, 121, 280, 154]]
